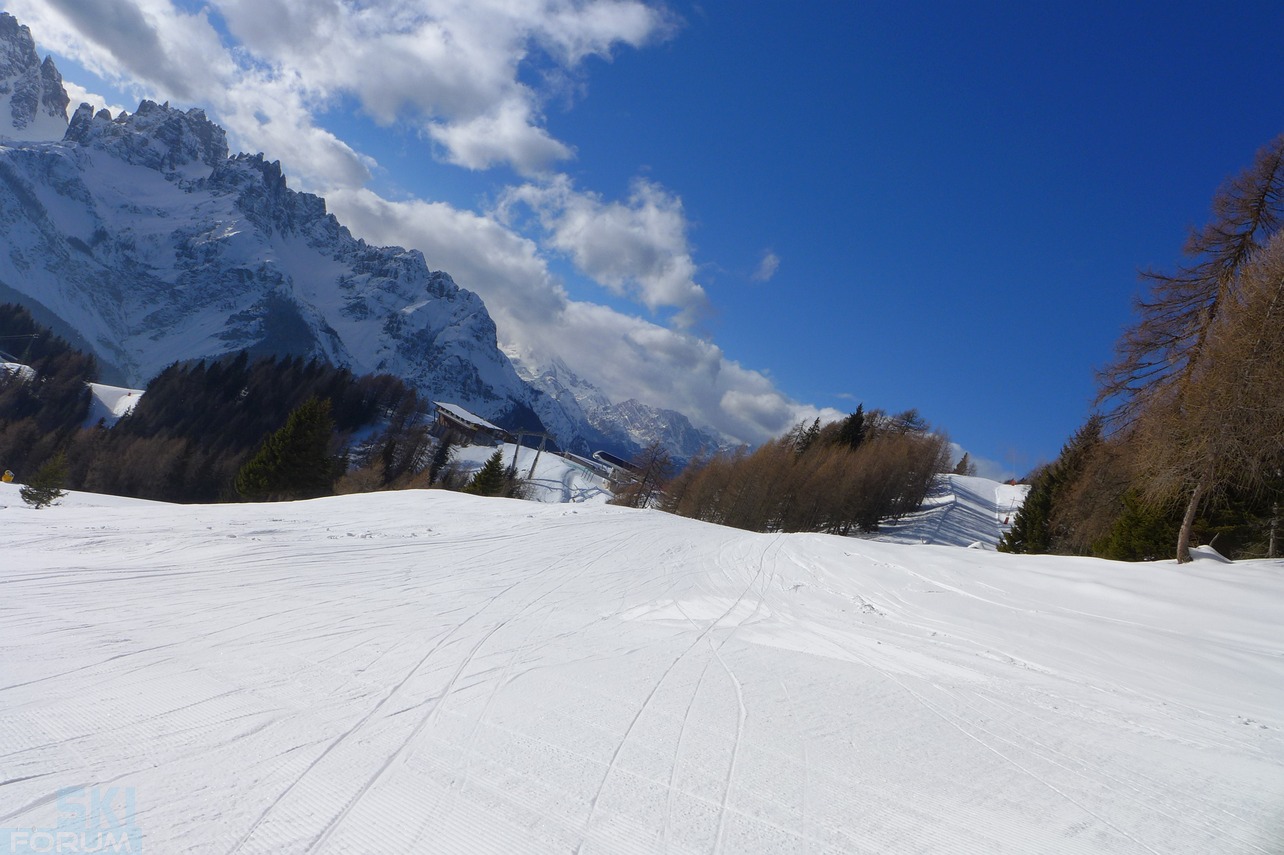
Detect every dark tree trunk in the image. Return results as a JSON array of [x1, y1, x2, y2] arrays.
[[1175, 474, 1209, 563]]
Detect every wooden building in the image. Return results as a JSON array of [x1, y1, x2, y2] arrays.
[[432, 402, 508, 447]]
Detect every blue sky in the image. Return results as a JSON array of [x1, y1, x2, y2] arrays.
[[10, 1, 1283, 476]]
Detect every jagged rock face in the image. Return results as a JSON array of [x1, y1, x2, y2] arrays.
[[0, 13, 69, 141], [605, 399, 730, 463], [507, 354, 637, 459], [510, 354, 729, 464], [0, 99, 545, 429], [66, 101, 228, 172]]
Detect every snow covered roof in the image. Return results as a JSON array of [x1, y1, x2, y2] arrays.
[[434, 402, 504, 434]]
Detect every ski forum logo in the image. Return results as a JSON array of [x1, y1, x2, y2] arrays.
[[1, 786, 141, 853]]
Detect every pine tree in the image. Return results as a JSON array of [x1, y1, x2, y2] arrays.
[[998, 416, 1103, 554], [952, 453, 977, 477], [787, 418, 821, 457], [835, 405, 867, 450], [19, 452, 68, 509], [463, 449, 509, 497], [235, 397, 340, 501], [427, 436, 454, 485], [998, 466, 1052, 553]]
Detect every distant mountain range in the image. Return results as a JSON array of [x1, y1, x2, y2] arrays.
[[0, 11, 728, 463]]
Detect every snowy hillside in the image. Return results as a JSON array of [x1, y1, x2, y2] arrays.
[[1, 485, 1280, 853], [450, 441, 612, 504], [85, 382, 144, 427], [875, 474, 1030, 548]]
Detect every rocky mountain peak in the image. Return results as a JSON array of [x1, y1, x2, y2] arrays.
[[0, 12, 69, 141], [66, 99, 229, 172]]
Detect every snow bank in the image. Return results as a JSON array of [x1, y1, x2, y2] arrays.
[[0, 491, 1280, 853], [85, 382, 144, 427]]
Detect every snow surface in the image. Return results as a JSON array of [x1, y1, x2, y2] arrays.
[[451, 441, 612, 504], [0, 361, 34, 381], [875, 474, 1030, 548], [1, 483, 1281, 853], [85, 382, 144, 427]]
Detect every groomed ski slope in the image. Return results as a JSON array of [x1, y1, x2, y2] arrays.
[[1, 484, 1281, 853], [875, 474, 1030, 548]]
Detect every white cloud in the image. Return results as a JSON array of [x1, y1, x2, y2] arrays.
[[15, 1, 370, 189], [947, 442, 1009, 482], [220, 71, 373, 190], [328, 189, 836, 445], [428, 96, 573, 174], [37, 0, 235, 102], [211, 0, 669, 173], [752, 250, 780, 282], [61, 80, 128, 118], [498, 175, 710, 325], [16, 0, 671, 179], [521, 302, 843, 445]]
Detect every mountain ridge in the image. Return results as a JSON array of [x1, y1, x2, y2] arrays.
[[0, 11, 731, 461]]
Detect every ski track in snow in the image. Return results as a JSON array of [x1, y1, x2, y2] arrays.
[[1, 484, 1282, 854]]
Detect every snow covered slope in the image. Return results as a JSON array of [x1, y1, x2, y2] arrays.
[[0, 360, 34, 380], [1, 485, 1280, 853], [85, 382, 144, 427], [875, 473, 1030, 548], [451, 441, 612, 504]]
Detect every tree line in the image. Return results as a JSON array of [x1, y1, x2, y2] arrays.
[[0, 304, 96, 476], [657, 406, 953, 534], [2, 302, 958, 521], [0, 303, 531, 505], [1002, 136, 1284, 562]]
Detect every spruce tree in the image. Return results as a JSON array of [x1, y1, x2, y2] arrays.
[[999, 467, 1052, 553], [235, 397, 340, 501], [835, 405, 867, 450], [998, 416, 1103, 554], [19, 452, 68, 509], [427, 436, 454, 485], [789, 418, 821, 456], [464, 449, 509, 497]]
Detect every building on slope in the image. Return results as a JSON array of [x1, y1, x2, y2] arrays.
[[432, 402, 509, 447]]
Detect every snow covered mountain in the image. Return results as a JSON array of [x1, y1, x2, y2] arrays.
[[0, 96, 549, 431], [0, 12, 734, 459], [0, 13, 68, 142], [512, 354, 730, 464]]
